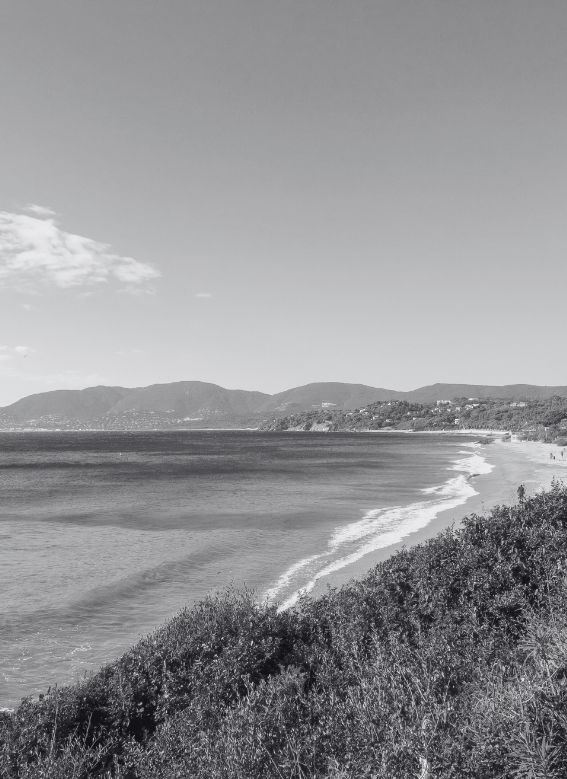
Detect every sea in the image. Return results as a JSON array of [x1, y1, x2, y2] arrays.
[[0, 429, 492, 709]]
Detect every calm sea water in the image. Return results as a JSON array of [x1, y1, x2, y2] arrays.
[[0, 430, 488, 708]]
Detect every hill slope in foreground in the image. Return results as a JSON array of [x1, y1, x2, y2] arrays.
[[2, 380, 567, 430], [3, 483, 567, 777]]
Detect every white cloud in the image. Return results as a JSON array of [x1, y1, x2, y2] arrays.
[[195, 292, 213, 298], [0, 209, 161, 292], [25, 204, 57, 219], [0, 344, 34, 360]]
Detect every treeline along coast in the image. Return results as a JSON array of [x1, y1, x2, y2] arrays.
[[261, 395, 567, 442]]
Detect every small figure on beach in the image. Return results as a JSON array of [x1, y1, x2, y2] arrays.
[[517, 483, 525, 503]]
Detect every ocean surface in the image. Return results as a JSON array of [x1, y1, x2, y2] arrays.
[[0, 430, 491, 708]]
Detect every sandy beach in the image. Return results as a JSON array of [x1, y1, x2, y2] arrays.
[[308, 435, 567, 598]]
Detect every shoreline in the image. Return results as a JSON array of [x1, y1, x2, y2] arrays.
[[283, 435, 567, 605], [362, 427, 510, 435], [3, 431, 565, 710]]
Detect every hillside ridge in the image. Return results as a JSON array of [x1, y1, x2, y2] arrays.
[[1, 380, 567, 430]]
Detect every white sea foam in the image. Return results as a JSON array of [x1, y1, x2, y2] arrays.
[[448, 451, 494, 477], [264, 554, 325, 603], [70, 643, 92, 656], [266, 447, 494, 612]]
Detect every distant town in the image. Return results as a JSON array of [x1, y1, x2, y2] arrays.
[[261, 396, 567, 444], [1, 381, 567, 440]]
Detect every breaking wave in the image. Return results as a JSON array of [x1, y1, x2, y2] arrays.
[[265, 447, 494, 611]]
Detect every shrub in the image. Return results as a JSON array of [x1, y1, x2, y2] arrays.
[[3, 484, 567, 777]]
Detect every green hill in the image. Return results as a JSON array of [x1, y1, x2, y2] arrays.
[[404, 382, 567, 403], [2, 380, 567, 430]]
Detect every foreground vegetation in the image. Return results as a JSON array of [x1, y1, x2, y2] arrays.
[[261, 395, 567, 442], [3, 483, 567, 777]]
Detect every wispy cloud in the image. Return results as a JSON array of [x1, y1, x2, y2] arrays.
[[195, 292, 213, 298], [13, 345, 32, 356], [0, 209, 160, 292], [24, 204, 57, 219], [115, 347, 146, 356], [0, 345, 34, 361]]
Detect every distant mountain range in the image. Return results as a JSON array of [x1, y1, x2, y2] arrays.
[[1, 380, 566, 430]]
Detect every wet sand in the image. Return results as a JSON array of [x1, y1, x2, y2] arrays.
[[309, 436, 567, 598]]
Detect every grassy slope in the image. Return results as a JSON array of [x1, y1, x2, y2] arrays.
[[3, 483, 567, 778]]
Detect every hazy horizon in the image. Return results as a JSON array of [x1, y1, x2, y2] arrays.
[[2, 2, 566, 405]]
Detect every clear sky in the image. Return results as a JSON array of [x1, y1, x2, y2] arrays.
[[1, 1, 566, 405]]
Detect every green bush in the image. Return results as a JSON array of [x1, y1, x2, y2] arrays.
[[3, 483, 567, 778]]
